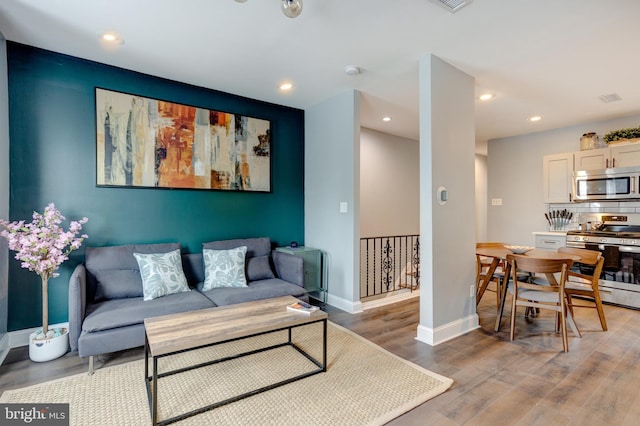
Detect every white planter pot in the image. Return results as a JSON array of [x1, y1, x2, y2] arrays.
[[29, 328, 69, 362]]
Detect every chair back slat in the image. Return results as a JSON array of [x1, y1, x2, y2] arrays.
[[506, 254, 573, 275]]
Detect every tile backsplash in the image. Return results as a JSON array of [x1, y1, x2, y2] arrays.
[[548, 201, 640, 228]]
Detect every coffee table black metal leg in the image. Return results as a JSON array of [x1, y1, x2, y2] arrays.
[[322, 319, 327, 372], [152, 356, 158, 426]]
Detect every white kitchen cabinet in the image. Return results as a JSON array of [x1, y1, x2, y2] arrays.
[[610, 144, 640, 168], [574, 148, 608, 171], [543, 153, 573, 203], [574, 144, 640, 171]]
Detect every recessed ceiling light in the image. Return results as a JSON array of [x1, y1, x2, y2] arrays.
[[279, 82, 293, 91], [479, 93, 494, 101], [528, 116, 542, 122], [382, 117, 391, 122], [100, 32, 124, 45]]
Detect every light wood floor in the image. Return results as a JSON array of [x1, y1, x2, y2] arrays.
[[2, 293, 640, 425]]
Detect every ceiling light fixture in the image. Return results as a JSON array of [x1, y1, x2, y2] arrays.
[[382, 117, 391, 122], [599, 93, 622, 103], [100, 32, 124, 45], [281, 0, 303, 18], [235, 0, 303, 18], [529, 116, 542, 122], [345, 65, 360, 76], [479, 93, 494, 101], [279, 82, 293, 91]]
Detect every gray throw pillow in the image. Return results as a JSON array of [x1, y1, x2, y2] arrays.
[[246, 255, 275, 281], [203, 246, 248, 290], [133, 249, 190, 301], [94, 269, 143, 300]]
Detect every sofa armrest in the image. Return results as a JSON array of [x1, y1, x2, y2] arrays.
[[68, 264, 87, 352], [272, 251, 304, 287]]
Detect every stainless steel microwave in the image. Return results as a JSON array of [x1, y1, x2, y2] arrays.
[[573, 167, 640, 201]]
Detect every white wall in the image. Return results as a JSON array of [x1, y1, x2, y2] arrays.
[[360, 127, 419, 238], [417, 55, 478, 345], [475, 155, 488, 241], [487, 114, 640, 245], [305, 90, 361, 313], [0, 33, 9, 344]]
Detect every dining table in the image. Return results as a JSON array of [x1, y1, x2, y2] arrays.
[[475, 246, 582, 333]]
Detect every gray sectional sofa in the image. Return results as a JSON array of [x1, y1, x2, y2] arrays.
[[68, 237, 307, 372]]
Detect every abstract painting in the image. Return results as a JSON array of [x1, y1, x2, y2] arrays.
[[95, 88, 271, 191]]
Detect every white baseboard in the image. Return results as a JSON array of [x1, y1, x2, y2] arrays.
[[361, 289, 419, 311], [415, 313, 479, 346], [326, 294, 363, 314]]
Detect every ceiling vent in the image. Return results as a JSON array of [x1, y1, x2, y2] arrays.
[[599, 93, 622, 103], [430, 0, 473, 13]]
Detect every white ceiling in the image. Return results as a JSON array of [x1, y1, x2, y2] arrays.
[[1, 0, 639, 155]]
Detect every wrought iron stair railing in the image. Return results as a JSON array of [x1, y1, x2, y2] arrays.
[[360, 235, 420, 299]]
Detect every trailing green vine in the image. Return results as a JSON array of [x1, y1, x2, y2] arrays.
[[604, 125, 640, 143]]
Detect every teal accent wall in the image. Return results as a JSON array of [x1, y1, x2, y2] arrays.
[[6, 42, 305, 331]]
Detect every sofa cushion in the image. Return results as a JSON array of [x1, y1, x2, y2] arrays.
[[200, 278, 307, 306], [203, 247, 248, 290], [134, 249, 190, 301], [202, 237, 271, 259], [246, 255, 275, 281], [86, 242, 181, 301], [182, 253, 205, 285], [82, 291, 215, 333]]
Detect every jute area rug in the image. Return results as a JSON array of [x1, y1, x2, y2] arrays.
[[1, 321, 452, 425]]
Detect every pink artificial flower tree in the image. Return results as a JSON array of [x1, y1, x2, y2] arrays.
[[0, 203, 88, 336]]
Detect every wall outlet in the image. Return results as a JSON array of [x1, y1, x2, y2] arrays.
[[470, 284, 475, 298]]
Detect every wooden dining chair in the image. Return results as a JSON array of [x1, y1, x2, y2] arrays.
[[558, 247, 607, 331], [476, 242, 530, 307], [507, 254, 574, 352], [476, 242, 508, 307]]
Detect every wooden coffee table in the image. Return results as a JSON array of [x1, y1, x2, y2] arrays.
[[144, 295, 328, 426]]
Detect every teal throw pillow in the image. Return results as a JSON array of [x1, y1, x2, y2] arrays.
[[203, 246, 248, 290], [133, 249, 190, 301]]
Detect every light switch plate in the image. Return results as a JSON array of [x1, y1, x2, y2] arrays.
[[339, 202, 348, 213], [491, 198, 502, 206]]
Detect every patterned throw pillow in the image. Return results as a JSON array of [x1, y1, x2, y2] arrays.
[[203, 246, 248, 290], [133, 249, 190, 301]]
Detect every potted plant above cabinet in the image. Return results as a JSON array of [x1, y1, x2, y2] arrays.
[[603, 125, 640, 145]]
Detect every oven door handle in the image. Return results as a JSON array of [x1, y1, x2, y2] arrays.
[[567, 242, 640, 254], [617, 245, 640, 254]]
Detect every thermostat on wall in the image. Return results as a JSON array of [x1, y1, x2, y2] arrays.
[[437, 186, 448, 205]]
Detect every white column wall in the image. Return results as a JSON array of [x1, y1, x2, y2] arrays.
[[475, 155, 488, 242], [417, 54, 478, 345], [305, 90, 361, 313]]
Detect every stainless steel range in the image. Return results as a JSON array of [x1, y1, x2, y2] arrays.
[[566, 215, 640, 309]]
